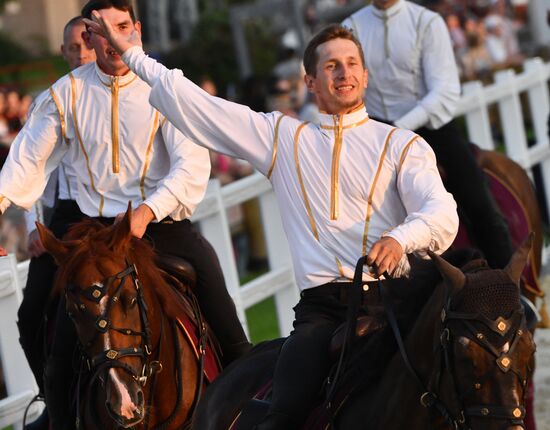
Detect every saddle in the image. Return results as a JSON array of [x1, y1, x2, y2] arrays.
[[156, 253, 197, 289]]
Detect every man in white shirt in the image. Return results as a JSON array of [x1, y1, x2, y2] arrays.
[[1, 2, 250, 428], [85, 17, 459, 429], [343, 0, 513, 270]]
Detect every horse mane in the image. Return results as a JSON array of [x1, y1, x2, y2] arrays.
[[53, 219, 190, 322]]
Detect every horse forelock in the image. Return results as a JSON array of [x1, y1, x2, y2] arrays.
[[54, 219, 190, 322]]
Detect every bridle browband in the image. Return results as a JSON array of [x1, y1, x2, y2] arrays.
[[379, 263, 532, 430]]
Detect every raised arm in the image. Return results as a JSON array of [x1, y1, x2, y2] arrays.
[[85, 13, 279, 174]]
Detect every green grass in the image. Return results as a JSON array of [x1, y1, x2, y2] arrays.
[[245, 296, 280, 344]]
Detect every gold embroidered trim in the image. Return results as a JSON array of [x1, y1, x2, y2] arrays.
[[140, 111, 161, 200], [99, 74, 137, 88], [160, 117, 168, 127], [361, 127, 397, 255], [397, 135, 419, 174], [49, 87, 69, 145], [330, 115, 344, 220], [320, 115, 369, 131], [294, 122, 319, 240], [335, 256, 345, 277], [110, 77, 120, 173], [69, 73, 104, 216], [267, 114, 285, 179]]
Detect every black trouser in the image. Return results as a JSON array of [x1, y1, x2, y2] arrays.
[[17, 200, 85, 394], [416, 120, 513, 268], [258, 281, 384, 430]]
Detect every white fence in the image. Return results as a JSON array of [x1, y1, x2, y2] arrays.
[[1, 57, 550, 428]]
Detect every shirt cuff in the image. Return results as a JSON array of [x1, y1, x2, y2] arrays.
[[143, 186, 182, 222], [394, 106, 430, 131], [383, 218, 432, 255]]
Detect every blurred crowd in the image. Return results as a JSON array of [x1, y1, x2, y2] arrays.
[[436, 0, 528, 82]]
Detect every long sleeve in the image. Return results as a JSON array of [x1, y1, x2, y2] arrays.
[[384, 136, 458, 255], [123, 47, 278, 175], [394, 15, 460, 131], [143, 120, 211, 220], [0, 92, 68, 212]]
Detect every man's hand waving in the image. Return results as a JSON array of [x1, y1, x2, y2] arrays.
[[83, 10, 142, 55]]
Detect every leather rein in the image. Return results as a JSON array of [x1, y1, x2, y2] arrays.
[[332, 256, 530, 429], [377, 262, 530, 429]]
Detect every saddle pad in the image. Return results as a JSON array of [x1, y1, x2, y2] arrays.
[[176, 316, 220, 383], [453, 169, 541, 295]]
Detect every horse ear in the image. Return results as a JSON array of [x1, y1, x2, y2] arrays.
[[428, 250, 466, 294], [108, 202, 133, 254], [504, 232, 533, 286], [36, 222, 72, 265]]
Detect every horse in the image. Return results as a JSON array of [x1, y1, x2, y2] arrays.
[[192, 238, 536, 430], [36, 206, 220, 429], [454, 146, 544, 304]]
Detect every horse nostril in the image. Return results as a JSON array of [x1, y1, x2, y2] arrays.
[[137, 389, 144, 406]]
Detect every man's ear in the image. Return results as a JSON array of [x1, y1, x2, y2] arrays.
[[304, 74, 315, 93], [364, 68, 368, 89], [82, 29, 93, 49], [135, 20, 142, 35]]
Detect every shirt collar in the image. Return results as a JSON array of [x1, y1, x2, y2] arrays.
[[372, 0, 404, 20], [94, 62, 137, 88], [316, 104, 370, 130]]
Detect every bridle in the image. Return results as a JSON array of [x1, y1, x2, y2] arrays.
[[66, 261, 163, 428], [380, 266, 533, 430]]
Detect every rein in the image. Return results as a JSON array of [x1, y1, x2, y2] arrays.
[[378, 264, 529, 429]]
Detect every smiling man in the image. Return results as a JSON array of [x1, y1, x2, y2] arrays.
[[85, 20, 459, 429], [0, 1, 251, 428]]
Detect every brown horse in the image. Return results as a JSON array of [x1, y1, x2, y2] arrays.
[[457, 147, 544, 302], [37, 207, 218, 429], [193, 239, 536, 430]]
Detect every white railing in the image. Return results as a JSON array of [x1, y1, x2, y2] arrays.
[[1, 57, 549, 428]]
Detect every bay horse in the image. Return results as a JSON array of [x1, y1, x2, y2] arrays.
[[36, 206, 220, 429], [193, 238, 536, 430]]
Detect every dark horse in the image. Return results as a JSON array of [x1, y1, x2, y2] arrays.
[[36, 206, 220, 429], [193, 238, 536, 430]]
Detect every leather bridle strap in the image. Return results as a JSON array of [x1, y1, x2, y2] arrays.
[[378, 279, 459, 428]]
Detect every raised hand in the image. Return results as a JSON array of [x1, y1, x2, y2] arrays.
[[83, 10, 141, 55]]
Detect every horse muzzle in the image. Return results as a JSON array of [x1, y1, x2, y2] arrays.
[[105, 369, 145, 428]]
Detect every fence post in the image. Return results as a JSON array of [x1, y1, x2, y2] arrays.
[[0, 255, 40, 430], [191, 180, 249, 335], [494, 69, 530, 170], [258, 189, 298, 336], [462, 81, 494, 150], [524, 58, 550, 222]]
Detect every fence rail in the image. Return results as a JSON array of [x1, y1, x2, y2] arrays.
[[1, 57, 549, 428]]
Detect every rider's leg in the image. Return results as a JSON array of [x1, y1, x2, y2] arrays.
[[254, 292, 347, 430], [17, 200, 85, 392], [44, 296, 78, 430], [145, 219, 252, 366], [418, 120, 513, 268]]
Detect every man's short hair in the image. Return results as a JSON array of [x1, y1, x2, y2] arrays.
[[303, 24, 365, 77], [63, 16, 85, 41], [81, 0, 136, 23]]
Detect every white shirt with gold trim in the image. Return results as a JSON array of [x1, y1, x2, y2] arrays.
[[343, 0, 460, 131], [0, 62, 210, 221], [123, 46, 459, 291]]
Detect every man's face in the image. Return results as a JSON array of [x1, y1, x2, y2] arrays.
[[372, 0, 400, 10], [83, 7, 141, 76], [305, 38, 367, 115], [61, 22, 96, 71]]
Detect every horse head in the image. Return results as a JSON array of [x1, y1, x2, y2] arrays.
[[428, 235, 536, 430], [38, 205, 154, 428]]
